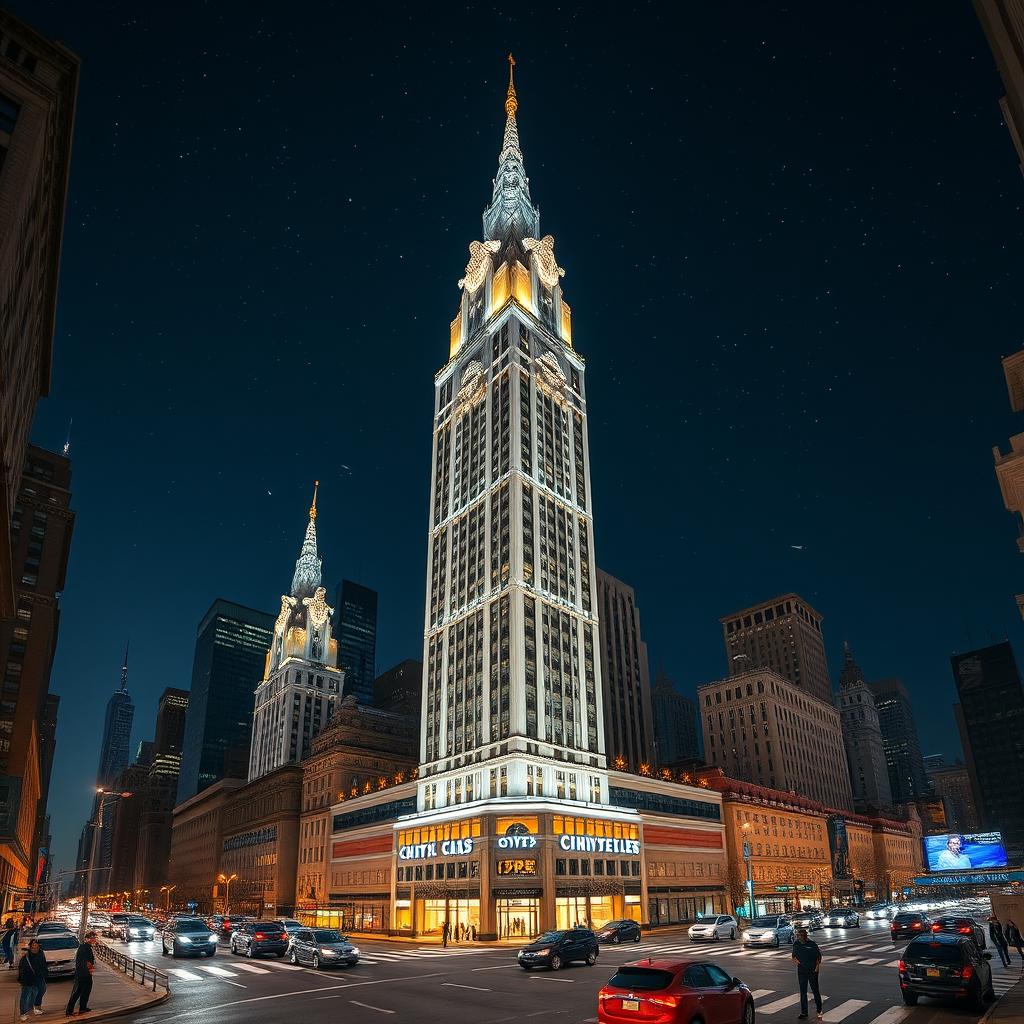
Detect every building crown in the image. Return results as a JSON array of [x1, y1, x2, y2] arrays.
[[290, 480, 323, 598]]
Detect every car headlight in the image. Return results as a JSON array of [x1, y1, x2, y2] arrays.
[[321, 948, 338, 957], [178, 936, 192, 943], [742, 932, 751, 941], [348, 947, 359, 955], [208, 934, 218, 943]]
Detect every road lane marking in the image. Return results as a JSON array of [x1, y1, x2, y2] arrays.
[[824, 999, 869, 1021], [314, 996, 340, 1000], [885, 960, 900, 967], [759, 994, 829, 1015], [443, 982, 491, 992], [846, 945, 873, 951], [862, 1008, 911, 1024], [230, 963, 270, 974], [831, 957, 858, 963], [859, 958, 883, 965], [871, 945, 894, 952], [749, 989, 775, 999], [222, 981, 246, 988], [528, 976, 575, 983], [350, 1001, 394, 1014], [167, 969, 202, 981], [199, 965, 239, 977], [473, 964, 520, 971]]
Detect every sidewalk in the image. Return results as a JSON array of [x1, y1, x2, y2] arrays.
[[3, 959, 168, 1023], [983, 967, 1024, 1023]]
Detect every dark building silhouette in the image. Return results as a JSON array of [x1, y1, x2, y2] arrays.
[[867, 677, 929, 805], [135, 740, 154, 768], [951, 641, 1024, 857], [177, 600, 274, 804], [925, 757, 980, 833], [0, 446, 73, 913], [974, 0, 1024, 176], [155, 687, 188, 758], [373, 659, 422, 714], [333, 580, 378, 705], [651, 670, 699, 765]]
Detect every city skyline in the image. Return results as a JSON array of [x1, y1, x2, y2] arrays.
[[14, 1, 1024, 875]]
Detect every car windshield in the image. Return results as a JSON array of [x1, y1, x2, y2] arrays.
[[751, 917, 780, 927], [907, 941, 964, 964], [38, 937, 79, 950], [609, 966, 675, 991], [127, 917, 150, 924], [280, 920, 302, 928], [253, 922, 282, 931], [177, 921, 209, 932], [533, 931, 566, 944], [313, 930, 343, 943]]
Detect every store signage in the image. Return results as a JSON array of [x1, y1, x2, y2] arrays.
[[398, 838, 475, 860], [914, 870, 1024, 887], [493, 887, 543, 899], [558, 834, 640, 855], [497, 834, 538, 850], [497, 858, 537, 876]]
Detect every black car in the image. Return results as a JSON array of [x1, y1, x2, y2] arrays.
[[517, 928, 599, 971], [930, 916, 986, 949], [287, 928, 360, 969], [891, 911, 931, 942], [595, 919, 642, 945], [161, 918, 217, 958], [230, 921, 289, 958], [898, 933, 994, 1009]]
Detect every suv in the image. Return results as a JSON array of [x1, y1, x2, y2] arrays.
[[899, 933, 994, 1009], [931, 917, 986, 949], [687, 915, 738, 942], [517, 928, 599, 971], [230, 921, 289, 958], [161, 918, 217, 958], [891, 911, 931, 942]]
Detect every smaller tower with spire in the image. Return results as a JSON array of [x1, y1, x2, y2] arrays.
[[249, 483, 345, 781]]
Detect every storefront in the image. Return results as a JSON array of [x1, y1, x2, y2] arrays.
[[647, 887, 725, 926]]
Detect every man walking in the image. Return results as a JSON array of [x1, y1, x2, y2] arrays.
[[1006, 919, 1024, 963], [791, 927, 823, 1021], [65, 931, 97, 1017], [989, 916, 1012, 968], [441, 920, 450, 948]]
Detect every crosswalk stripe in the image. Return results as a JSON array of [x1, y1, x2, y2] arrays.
[[749, 989, 775, 999], [199, 965, 238, 977], [230, 963, 271, 974], [862, 1008, 911, 1024], [759, 994, 829, 1015], [168, 968, 202, 981], [885, 960, 900, 967], [824, 999, 869, 1021], [859, 958, 884, 965], [871, 945, 894, 952]]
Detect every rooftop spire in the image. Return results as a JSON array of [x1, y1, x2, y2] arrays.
[[119, 641, 129, 692], [290, 482, 323, 597], [505, 53, 518, 117], [309, 479, 319, 520]]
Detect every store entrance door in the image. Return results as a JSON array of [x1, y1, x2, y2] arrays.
[[496, 898, 540, 940]]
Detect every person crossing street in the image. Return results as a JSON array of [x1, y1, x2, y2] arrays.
[[989, 916, 1012, 968], [791, 927, 823, 1021]]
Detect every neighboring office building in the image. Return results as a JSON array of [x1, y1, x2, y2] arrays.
[[867, 677, 930, 805], [372, 659, 422, 714], [0, 11, 78, 620], [597, 570, 655, 769], [974, 0, 1024, 176], [33, 691, 59, 876], [951, 641, 1024, 857], [134, 740, 154, 769], [248, 487, 344, 781], [106, 762, 150, 897], [720, 594, 832, 704], [699, 668, 854, 811], [334, 580, 378, 705], [834, 644, 892, 812], [177, 599, 275, 804], [925, 758, 980, 833], [0, 446, 73, 914], [992, 349, 1024, 619], [651, 669, 700, 765]]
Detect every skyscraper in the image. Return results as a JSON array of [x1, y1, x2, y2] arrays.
[[951, 641, 1024, 855], [651, 670, 700, 765], [974, 0, 1024, 175], [177, 599, 274, 804], [720, 594, 831, 703], [867, 677, 929, 805], [420, 56, 605, 795], [249, 485, 344, 780], [925, 758, 980, 833], [333, 579, 378, 704], [834, 644, 892, 812], [0, 12, 78, 620], [992, 348, 1024, 619], [596, 570, 654, 769], [154, 687, 188, 760]]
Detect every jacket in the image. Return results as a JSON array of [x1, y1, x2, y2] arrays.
[[17, 950, 46, 986], [74, 942, 94, 979], [1007, 923, 1023, 945]]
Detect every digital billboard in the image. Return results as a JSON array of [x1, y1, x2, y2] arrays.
[[827, 815, 852, 880], [923, 831, 1008, 872]]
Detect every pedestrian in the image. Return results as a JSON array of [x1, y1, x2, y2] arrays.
[[470, 924, 477, 942], [2, 920, 18, 969], [18, 938, 47, 1021], [791, 927, 823, 1021], [1006, 919, 1024, 963], [441, 920, 450, 948], [65, 931, 97, 1017], [989, 917, 1012, 968]]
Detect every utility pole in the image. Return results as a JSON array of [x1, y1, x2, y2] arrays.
[[78, 790, 130, 940]]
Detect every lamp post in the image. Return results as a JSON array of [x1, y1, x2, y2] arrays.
[[78, 788, 132, 940], [217, 873, 237, 915], [741, 822, 754, 920], [160, 885, 177, 911]]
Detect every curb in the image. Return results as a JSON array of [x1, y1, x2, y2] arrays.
[[977, 969, 1024, 1024], [65, 988, 170, 1024]]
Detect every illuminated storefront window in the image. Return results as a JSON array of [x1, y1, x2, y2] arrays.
[[553, 816, 639, 841]]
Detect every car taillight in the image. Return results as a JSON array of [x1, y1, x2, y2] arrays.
[[912, 923, 922, 929], [255, 933, 266, 940], [898, 960, 906, 971], [931, 923, 941, 931], [648, 995, 679, 1008], [278, 934, 286, 940], [962, 966, 974, 981], [958, 927, 972, 934]]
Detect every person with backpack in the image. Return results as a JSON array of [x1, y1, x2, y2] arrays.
[[18, 938, 47, 1021]]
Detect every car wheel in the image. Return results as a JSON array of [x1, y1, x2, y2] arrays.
[[246, 944, 254, 958], [730, 928, 736, 940], [611, 934, 620, 944], [586, 950, 598, 965], [985, 982, 996, 1002], [520, 965, 532, 971], [230, 940, 238, 955], [549, 954, 562, 971], [742, 998, 755, 1024], [773, 935, 779, 948], [633, 932, 642, 943], [289, 950, 298, 965], [312, 953, 321, 970], [161, 942, 168, 957], [276, 951, 285, 958], [206, 949, 215, 958], [902, 992, 918, 1006]]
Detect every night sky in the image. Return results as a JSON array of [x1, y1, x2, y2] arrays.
[[14, 1, 1024, 875]]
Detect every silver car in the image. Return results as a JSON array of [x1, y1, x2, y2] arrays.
[[287, 927, 360, 969], [687, 914, 738, 942], [823, 908, 860, 928], [743, 915, 795, 947]]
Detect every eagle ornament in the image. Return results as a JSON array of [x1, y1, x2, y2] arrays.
[[522, 235, 565, 289], [458, 239, 501, 292]]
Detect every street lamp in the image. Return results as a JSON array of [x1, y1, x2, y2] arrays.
[[218, 873, 237, 915], [160, 885, 177, 911], [78, 788, 132, 939], [741, 822, 755, 920]]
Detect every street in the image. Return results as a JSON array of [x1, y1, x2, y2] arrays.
[[92, 918, 1022, 1024]]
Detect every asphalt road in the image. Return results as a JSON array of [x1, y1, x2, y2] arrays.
[[96, 918, 1022, 1024]]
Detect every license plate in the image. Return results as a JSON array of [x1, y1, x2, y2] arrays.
[[621, 999, 640, 1012], [927, 968, 940, 977]]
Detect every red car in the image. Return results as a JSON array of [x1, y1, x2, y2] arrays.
[[598, 959, 755, 1024]]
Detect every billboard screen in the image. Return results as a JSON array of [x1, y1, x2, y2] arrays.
[[827, 815, 852, 880], [923, 831, 1008, 872]]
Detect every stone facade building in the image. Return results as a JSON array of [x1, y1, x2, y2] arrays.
[[651, 670, 700, 766]]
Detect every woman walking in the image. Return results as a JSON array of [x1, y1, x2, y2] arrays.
[[2, 918, 18, 969], [18, 938, 47, 1021]]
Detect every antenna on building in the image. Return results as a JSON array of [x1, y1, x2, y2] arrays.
[[63, 418, 73, 457], [120, 641, 129, 692]]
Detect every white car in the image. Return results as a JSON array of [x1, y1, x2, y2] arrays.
[[688, 915, 738, 942], [823, 908, 860, 928], [863, 903, 892, 920], [743, 915, 795, 948]]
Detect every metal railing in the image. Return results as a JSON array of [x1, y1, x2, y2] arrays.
[[95, 941, 170, 994]]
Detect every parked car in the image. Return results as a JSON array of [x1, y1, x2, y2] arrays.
[[275, 918, 305, 936], [161, 918, 218, 958], [102, 913, 129, 938], [210, 914, 246, 939], [35, 935, 81, 979], [34, 921, 74, 937], [597, 960, 755, 1024], [742, 915, 794, 948], [120, 916, 156, 942], [823, 908, 860, 928], [931, 917, 986, 949], [287, 928, 359, 969], [595, 920, 642, 945], [687, 915, 738, 942], [891, 911, 931, 942], [229, 921, 289, 958], [518, 928, 599, 971], [898, 933, 993, 1009], [789, 911, 824, 931], [864, 902, 894, 920]]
